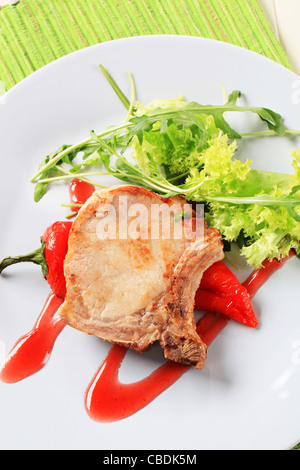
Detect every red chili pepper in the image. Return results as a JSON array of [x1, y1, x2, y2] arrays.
[[0, 221, 72, 299], [195, 261, 258, 328], [0, 218, 258, 327]]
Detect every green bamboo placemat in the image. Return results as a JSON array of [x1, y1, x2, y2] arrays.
[[0, 0, 293, 93]]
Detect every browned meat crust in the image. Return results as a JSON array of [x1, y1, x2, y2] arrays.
[[57, 185, 224, 369]]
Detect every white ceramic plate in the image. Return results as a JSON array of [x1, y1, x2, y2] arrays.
[[0, 36, 300, 451]]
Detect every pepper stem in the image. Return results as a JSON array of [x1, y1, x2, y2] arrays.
[[0, 238, 48, 277]]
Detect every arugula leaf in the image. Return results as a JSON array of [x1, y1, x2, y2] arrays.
[[98, 64, 130, 110], [31, 77, 287, 190], [126, 93, 285, 146]]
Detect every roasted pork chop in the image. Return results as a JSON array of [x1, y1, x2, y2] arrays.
[[57, 185, 224, 369]]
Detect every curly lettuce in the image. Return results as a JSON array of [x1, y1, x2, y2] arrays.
[[131, 116, 219, 176], [184, 136, 300, 267]]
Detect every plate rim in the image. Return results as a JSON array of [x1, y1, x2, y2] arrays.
[[2, 34, 299, 102]]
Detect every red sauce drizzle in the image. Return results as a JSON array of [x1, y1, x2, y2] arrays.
[[243, 254, 292, 298], [84, 252, 294, 422], [0, 251, 294, 421], [0, 294, 65, 383], [84, 312, 229, 423]]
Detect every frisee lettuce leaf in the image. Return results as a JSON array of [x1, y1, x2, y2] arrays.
[[183, 136, 300, 267]]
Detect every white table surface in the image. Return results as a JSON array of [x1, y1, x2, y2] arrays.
[[260, 0, 300, 74], [0, 0, 299, 74]]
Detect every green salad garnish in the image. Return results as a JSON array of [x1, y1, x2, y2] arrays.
[[30, 66, 300, 268]]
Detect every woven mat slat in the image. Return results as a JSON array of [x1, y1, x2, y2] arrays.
[[0, 0, 293, 92]]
